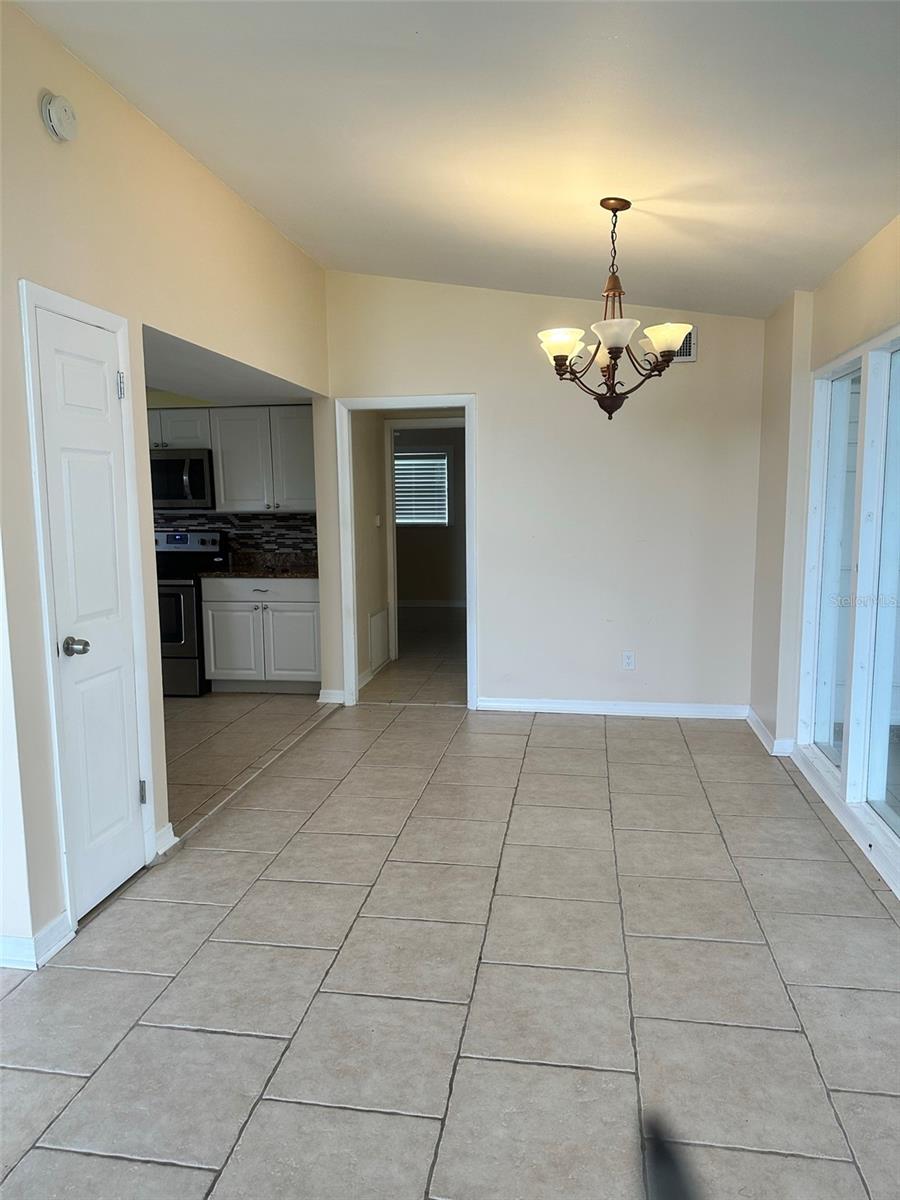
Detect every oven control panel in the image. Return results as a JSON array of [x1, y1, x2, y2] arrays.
[[154, 531, 221, 551]]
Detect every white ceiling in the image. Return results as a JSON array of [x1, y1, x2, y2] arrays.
[[143, 327, 311, 403], [24, 1, 900, 317]]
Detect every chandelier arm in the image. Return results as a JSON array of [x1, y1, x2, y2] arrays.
[[570, 342, 603, 378], [566, 372, 613, 401], [624, 343, 655, 377], [612, 365, 671, 401]]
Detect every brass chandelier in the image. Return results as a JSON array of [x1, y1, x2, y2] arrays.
[[537, 198, 693, 420]]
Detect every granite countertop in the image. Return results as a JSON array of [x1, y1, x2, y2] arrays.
[[201, 551, 318, 579]]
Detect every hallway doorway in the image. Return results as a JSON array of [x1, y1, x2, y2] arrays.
[[335, 396, 476, 707]]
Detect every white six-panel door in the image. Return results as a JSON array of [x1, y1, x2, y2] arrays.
[[35, 308, 146, 919]]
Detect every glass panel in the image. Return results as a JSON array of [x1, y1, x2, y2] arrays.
[[867, 350, 900, 835], [813, 370, 860, 767]]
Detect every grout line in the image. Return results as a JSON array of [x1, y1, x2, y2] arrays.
[[679, 737, 876, 1200], [642, 1135, 854, 1165], [458, 1052, 636, 1075], [262, 1095, 443, 1122]]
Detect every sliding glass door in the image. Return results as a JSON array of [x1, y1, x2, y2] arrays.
[[866, 350, 900, 834], [802, 338, 900, 857]]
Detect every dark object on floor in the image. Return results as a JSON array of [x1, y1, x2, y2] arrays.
[[645, 1116, 701, 1200]]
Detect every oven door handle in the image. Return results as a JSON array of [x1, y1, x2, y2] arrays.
[[182, 459, 193, 503]]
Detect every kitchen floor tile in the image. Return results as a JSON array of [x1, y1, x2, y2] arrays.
[[262, 832, 393, 884], [759, 912, 900, 989], [460, 713, 534, 735], [506, 804, 612, 849], [413, 782, 514, 822], [608, 763, 704, 797], [635, 1018, 850, 1157], [211, 1099, 439, 1200], [302, 793, 416, 835], [50, 898, 223, 976], [432, 756, 521, 788], [522, 746, 607, 777], [0, 970, 30, 1001], [359, 740, 448, 768], [463, 963, 633, 1070], [514, 773, 609, 808], [681, 730, 772, 757], [363, 861, 495, 924], [736, 858, 887, 917], [482, 894, 625, 971], [605, 737, 692, 767], [789, 985, 900, 1092], [188, 808, 306, 853], [533, 713, 607, 731], [497, 845, 619, 902], [832, 1092, 900, 1200], [0, 1150, 214, 1200], [298, 728, 382, 755], [0, 1069, 83, 1181], [390, 816, 505, 866], [0, 967, 167, 1074], [332, 764, 433, 800], [167, 783, 221, 822], [446, 732, 527, 758], [267, 991, 464, 1115], [620, 876, 763, 941], [324, 706, 401, 731], [628, 936, 798, 1028], [691, 752, 792, 784], [526, 724, 606, 750], [142, 941, 331, 1037], [670, 1145, 866, 1199], [611, 792, 718, 833], [430, 1058, 643, 1200], [228, 774, 335, 811], [212, 879, 367, 948], [167, 750, 255, 786], [703, 780, 815, 818], [41, 1025, 281, 1168], [718, 815, 845, 861], [266, 746, 362, 779], [325, 917, 483, 1002], [126, 849, 272, 905], [614, 829, 737, 880]]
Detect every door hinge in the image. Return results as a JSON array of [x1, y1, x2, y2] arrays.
[[139, 779, 147, 806], [116, 370, 126, 401]]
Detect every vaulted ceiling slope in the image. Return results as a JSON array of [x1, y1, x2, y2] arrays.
[[22, 1, 900, 317]]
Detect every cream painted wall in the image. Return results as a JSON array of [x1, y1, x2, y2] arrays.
[[812, 218, 900, 370], [751, 215, 899, 745], [322, 272, 765, 707], [146, 388, 211, 408], [1, 5, 326, 933], [749, 291, 813, 741], [351, 411, 389, 675]]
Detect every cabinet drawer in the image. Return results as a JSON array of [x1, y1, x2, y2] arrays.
[[202, 577, 319, 604]]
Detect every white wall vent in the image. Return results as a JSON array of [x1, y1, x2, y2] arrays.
[[673, 327, 697, 362], [369, 609, 389, 673]]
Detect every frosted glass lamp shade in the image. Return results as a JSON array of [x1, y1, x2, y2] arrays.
[[585, 344, 611, 369], [638, 338, 655, 356], [590, 318, 640, 350], [538, 327, 586, 363], [644, 323, 692, 355]]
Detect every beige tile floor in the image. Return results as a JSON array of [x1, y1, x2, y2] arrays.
[[358, 622, 467, 705], [1, 712, 898, 1198]]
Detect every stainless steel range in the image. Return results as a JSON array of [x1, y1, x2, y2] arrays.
[[155, 531, 228, 696]]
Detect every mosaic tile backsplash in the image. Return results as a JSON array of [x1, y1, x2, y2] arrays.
[[154, 511, 317, 562]]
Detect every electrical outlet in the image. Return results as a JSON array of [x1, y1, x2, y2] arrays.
[[622, 650, 636, 671]]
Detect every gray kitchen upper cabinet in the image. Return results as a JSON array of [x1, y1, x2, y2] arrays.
[[210, 406, 275, 511], [271, 406, 316, 511], [147, 409, 162, 449], [159, 408, 211, 449]]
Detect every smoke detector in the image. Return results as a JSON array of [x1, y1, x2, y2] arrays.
[[41, 93, 77, 142]]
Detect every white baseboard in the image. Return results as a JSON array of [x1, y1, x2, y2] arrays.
[[0, 911, 75, 970], [791, 745, 900, 897], [476, 697, 750, 720], [747, 708, 796, 756], [319, 689, 345, 704], [155, 823, 178, 857]]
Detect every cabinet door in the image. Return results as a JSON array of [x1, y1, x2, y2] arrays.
[[271, 406, 316, 511], [210, 407, 274, 511], [148, 410, 162, 449], [262, 602, 320, 680], [160, 408, 211, 448], [203, 602, 265, 679]]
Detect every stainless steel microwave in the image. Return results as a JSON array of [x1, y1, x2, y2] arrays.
[[150, 449, 214, 509]]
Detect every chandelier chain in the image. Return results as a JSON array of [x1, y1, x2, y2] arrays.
[[608, 210, 619, 275]]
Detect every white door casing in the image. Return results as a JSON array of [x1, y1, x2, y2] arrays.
[[33, 307, 147, 919]]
